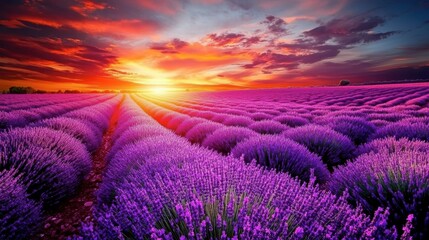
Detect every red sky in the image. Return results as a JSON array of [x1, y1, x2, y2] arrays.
[[0, 0, 428, 92]]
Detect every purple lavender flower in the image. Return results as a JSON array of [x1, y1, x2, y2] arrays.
[[372, 122, 429, 142], [330, 150, 429, 238], [356, 137, 429, 156], [33, 117, 102, 152], [222, 116, 255, 127], [202, 127, 258, 155], [317, 116, 376, 145], [0, 170, 42, 240], [283, 125, 356, 168], [231, 135, 329, 184], [248, 120, 288, 135], [272, 115, 309, 127], [185, 122, 223, 144], [1, 127, 91, 206]]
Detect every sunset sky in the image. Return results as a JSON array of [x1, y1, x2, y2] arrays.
[[0, 0, 428, 91]]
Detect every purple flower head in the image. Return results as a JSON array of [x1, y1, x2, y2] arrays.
[[231, 135, 329, 184], [283, 125, 356, 168], [248, 120, 288, 135], [273, 114, 309, 127], [202, 127, 258, 155], [185, 122, 223, 144], [223, 116, 255, 127], [317, 116, 376, 145], [356, 137, 429, 156], [0, 170, 42, 240], [372, 122, 429, 142], [330, 150, 429, 238]]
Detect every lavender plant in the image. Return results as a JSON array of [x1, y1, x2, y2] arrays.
[[330, 150, 429, 238], [318, 116, 376, 145], [372, 122, 429, 142], [356, 137, 429, 156], [231, 135, 330, 184], [202, 127, 258, 155], [283, 125, 356, 168], [185, 122, 223, 144], [0, 170, 42, 240], [248, 120, 288, 135]]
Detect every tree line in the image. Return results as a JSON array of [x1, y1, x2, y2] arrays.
[[2, 86, 117, 94]]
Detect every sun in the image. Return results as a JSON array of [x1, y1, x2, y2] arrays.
[[149, 86, 170, 95]]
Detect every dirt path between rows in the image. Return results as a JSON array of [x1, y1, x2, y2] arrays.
[[35, 101, 122, 240]]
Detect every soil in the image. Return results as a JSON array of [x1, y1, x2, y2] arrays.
[[34, 101, 122, 240]]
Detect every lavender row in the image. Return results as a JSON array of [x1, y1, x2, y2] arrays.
[[141, 94, 429, 156], [163, 84, 429, 108], [330, 138, 429, 238], [0, 94, 99, 112], [0, 95, 122, 239], [147, 91, 428, 138], [134, 96, 355, 170], [79, 96, 400, 239], [0, 94, 116, 130], [134, 96, 362, 184], [136, 94, 429, 237]]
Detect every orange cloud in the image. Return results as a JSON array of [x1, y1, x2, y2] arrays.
[[71, 0, 108, 16], [137, 0, 182, 15]]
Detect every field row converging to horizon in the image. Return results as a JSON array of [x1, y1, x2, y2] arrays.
[[1, 84, 429, 239]]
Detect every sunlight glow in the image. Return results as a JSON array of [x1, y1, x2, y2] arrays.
[[150, 86, 170, 95]]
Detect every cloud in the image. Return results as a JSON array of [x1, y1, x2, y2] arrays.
[[0, 0, 167, 39], [0, 1, 425, 90], [261, 15, 288, 36], [71, 0, 109, 16], [303, 16, 397, 45], [150, 38, 189, 54], [137, 0, 183, 15], [0, 35, 118, 87], [242, 14, 397, 74], [243, 42, 342, 72], [204, 32, 262, 47]]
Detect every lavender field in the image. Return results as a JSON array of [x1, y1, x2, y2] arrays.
[[1, 84, 429, 240]]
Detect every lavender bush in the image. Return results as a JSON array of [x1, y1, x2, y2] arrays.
[[283, 125, 356, 168], [185, 122, 223, 144], [231, 135, 330, 184], [202, 127, 258, 155], [330, 150, 429, 238], [0, 127, 91, 206], [249, 112, 273, 121], [248, 120, 288, 135], [272, 115, 309, 127], [87, 147, 398, 240], [107, 124, 169, 162], [372, 122, 429, 142], [222, 116, 254, 127], [175, 117, 207, 136], [356, 137, 429, 156], [0, 170, 42, 240], [319, 116, 376, 145], [34, 117, 102, 152]]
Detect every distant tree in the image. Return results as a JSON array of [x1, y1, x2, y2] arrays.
[[9, 86, 35, 94], [57, 90, 63, 94], [339, 80, 350, 86], [64, 90, 81, 94], [35, 90, 47, 94]]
